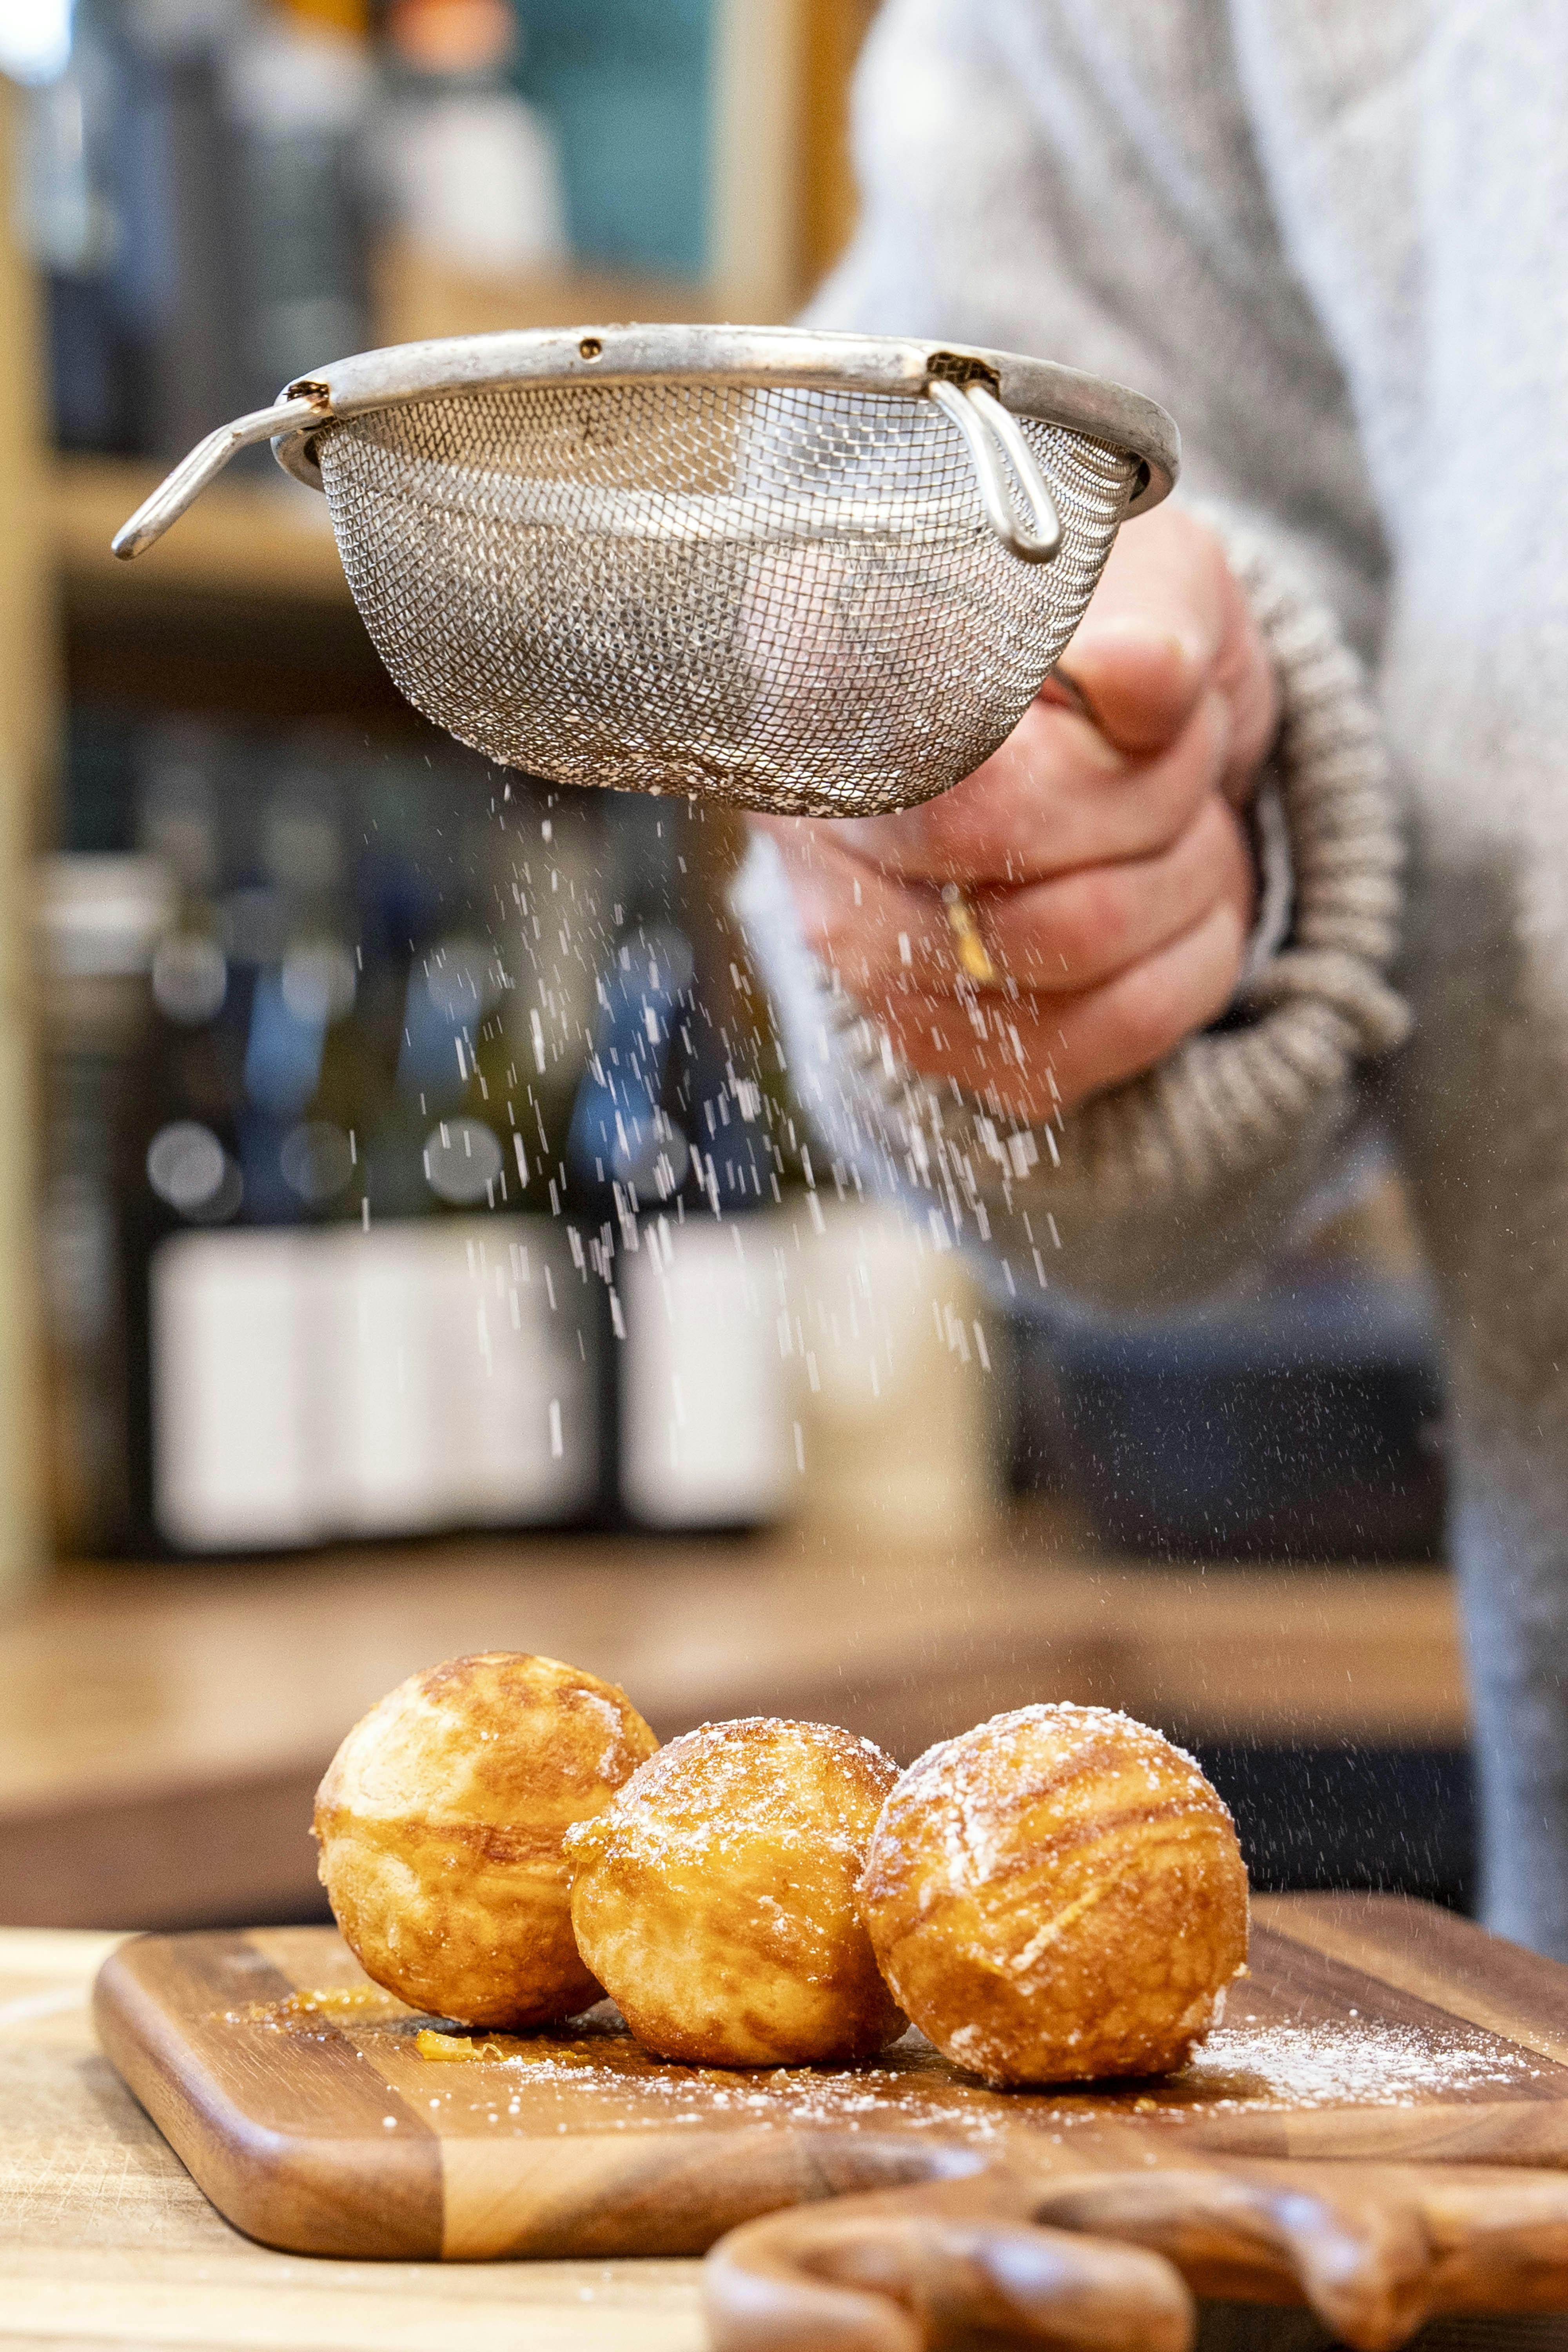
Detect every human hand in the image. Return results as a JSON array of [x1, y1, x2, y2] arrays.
[[755, 506, 1279, 1120]]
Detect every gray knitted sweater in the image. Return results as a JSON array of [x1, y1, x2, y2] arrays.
[[737, 0, 1568, 1954]]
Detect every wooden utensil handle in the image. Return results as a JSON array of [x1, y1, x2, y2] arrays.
[[707, 2192, 1191, 2352], [704, 2155, 1568, 2352]]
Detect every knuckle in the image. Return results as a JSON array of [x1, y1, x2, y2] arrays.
[[1183, 793, 1247, 903], [1053, 867, 1135, 973], [1108, 971, 1190, 1071], [1129, 742, 1210, 845], [1103, 911, 1241, 1073], [1190, 795, 1241, 882]]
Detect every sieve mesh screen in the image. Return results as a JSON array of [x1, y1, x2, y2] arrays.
[[316, 376, 1136, 817]]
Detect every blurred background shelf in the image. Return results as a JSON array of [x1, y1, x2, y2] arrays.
[[53, 456, 349, 606]]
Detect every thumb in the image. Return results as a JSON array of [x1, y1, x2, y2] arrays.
[[1057, 505, 1229, 759]]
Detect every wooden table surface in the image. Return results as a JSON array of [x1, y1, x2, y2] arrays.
[[0, 1514, 1466, 1929], [0, 1926, 705, 2351]]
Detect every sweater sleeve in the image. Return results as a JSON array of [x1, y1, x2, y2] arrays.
[[731, 0, 1413, 1307], [733, 517, 1409, 1310]]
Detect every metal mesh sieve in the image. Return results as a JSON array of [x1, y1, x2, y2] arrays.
[[315, 381, 1134, 817], [111, 327, 1178, 818]]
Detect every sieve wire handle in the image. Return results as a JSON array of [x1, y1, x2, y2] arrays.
[[927, 378, 1063, 564], [110, 394, 328, 560]]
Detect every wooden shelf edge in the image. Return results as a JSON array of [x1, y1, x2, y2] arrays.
[[51, 454, 352, 607]]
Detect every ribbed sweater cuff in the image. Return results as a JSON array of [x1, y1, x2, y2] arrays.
[[733, 521, 1408, 1228]]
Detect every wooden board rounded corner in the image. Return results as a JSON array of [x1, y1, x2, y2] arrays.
[[92, 1930, 444, 2259]]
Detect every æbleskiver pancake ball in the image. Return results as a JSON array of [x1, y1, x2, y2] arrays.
[[857, 1702, 1249, 2085], [314, 1651, 658, 2029], [564, 1716, 907, 2067]]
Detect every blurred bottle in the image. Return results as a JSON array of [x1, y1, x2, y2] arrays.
[[132, 720, 250, 1277], [339, 960, 605, 1541], [133, 722, 250, 1230], [140, 727, 382, 1549], [783, 1205, 1008, 1557], [18, 0, 245, 456], [397, 931, 510, 1205], [112, 725, 336, 1546], [223, 0, 376, 417], [336, 756, 605, 1538], [125, 724, 256, 1546], [36, 853, 176, 1554], [237, 746, 361, 1224], [562, 799, 795, 1532], [19, 0, 136, 451], [22, 0, 374, 458], [372, 0, 567, 277], [128, 0, 260, 457]]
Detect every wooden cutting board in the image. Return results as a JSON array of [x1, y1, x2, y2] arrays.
[[93, 1892, 1568, 2263]]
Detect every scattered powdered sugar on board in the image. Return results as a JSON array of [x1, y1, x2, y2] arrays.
[[224, 1984, 1547, 2140], [399, 2023, 1014, 2140], [392, 2002, 1545, 2137], [1180, 2015, 1541, 2110]]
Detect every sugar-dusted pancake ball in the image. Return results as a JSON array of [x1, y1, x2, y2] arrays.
[[314, 1652, 659, 2029], [858, 1703, 1248, 2085], [564, 1717, 906, 2067]]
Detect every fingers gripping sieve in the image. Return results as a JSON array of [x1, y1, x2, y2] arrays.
[[110, 325, 1178, 818]]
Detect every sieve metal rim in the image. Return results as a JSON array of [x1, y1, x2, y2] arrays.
[[110, 324, 1178, 564], [273, 325, 1176, 511]]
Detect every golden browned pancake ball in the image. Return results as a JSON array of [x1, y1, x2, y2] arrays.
[[314, 1651, 658, 2029], [858, 1703, 1248, 2085], [564, 1717, 906, 2067]]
